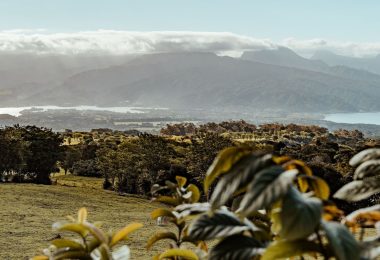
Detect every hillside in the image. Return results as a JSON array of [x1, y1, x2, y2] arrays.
[[0, 179, 162, 260], [28, 52, 380, 113], [312, 50, 380, 75]]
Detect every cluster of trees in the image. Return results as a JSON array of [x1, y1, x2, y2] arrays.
[[64, 132, 234, 195], [0, 125, 63, 184], [160, 120, 330, 136]]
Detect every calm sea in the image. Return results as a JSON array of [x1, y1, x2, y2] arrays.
[[0, 106, 160, 117], [324, 112, 380, 125]]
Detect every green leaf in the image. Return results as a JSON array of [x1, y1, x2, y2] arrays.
[[210, 154, 273, 209], [188, 209, 257, 241], [208, 234, 264, 260], [333, 176, 380, 201], [262, 239, 322, 260], [159, 248, 199, 260], [280, 188, 322, 240], [237, 167, 298, 216], [146, 231, 178, 250], [204, 147, 253, 193], [322, 221, 360, 260]]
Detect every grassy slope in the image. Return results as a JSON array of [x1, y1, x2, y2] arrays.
[[0, 176, 165, 259]]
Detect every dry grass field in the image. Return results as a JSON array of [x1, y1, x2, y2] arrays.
[[0, 175, 166, 259], [0, 174, 377, 259]]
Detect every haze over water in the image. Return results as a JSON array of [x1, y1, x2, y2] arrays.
[[325, 112, 380, 125]]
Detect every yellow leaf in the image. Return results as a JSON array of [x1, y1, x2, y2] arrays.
[[176, 176, 187, 188], [297, 177, 309, 193], [31, 256, 49, 260], [154, 196, 181, 206], [146, 231, 177, 250], [151, 208, 176, 220], [159, 249, 199, 260], [310, 177, 330, 200], [52, 222, 89, 237], [77, 207, 87, 223], [273, 156, 291, 164], [51, 239, 84, 249], [110, 223, 143, 246], [204, 147, 253, 193], [186, 184, 201, 203]]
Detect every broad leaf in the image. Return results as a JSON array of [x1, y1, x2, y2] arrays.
[[186, 184, 201, 203], [151, 208, 176, 220], [280, 188, 322, 240], [354, 159, 380, 180], [154, 195, 181, 206], [188, 209, 256, 241], [146, 231, 178, 250], [210, 154, 273, 209], [159, 248, 199, 260], [237, 167, 298, 216], [52, 222, 89, 237], [51, 239, 84, 250], [346, 204, 380, 227], [297, 175, 330, 200], [77, 207, 87, 223], [175, 203, 210, 219], [349, 148, 380, 167], [110, 223, 143, 246], [208, 234, 264, 260], [52, 248, 89, 260], [262, 239, 322, 260], [322, 221, 360, 260], [333, 176, 380, 201], [204, 147, 254, 192], [176, 176, 187, 188]]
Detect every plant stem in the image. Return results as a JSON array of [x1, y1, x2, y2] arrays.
[[315, 230, 328, 259]]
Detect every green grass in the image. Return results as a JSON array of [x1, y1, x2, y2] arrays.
[[0, 177, 167, 259]]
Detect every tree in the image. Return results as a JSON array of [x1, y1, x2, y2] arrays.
[[19, 126, 63, 184]]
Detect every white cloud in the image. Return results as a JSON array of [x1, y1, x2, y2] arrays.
[[282, 38, 380, 57], [0, 30, 276, 56], [0, 30, 379, 57]]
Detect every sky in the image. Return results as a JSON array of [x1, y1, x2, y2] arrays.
[[0, 0, 379, 56]]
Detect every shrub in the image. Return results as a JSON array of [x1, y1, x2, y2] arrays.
[[32, 208, 142, 260], [149, 147, 380, 260]]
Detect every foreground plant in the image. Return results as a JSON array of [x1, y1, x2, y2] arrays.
[[148, 176, 207, 260], [32, 208, 143, 260], [150, 147, 380, 259]]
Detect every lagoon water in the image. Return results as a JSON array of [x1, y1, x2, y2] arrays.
[[325, 112, 380, 125], [0, 106, 154, 117]]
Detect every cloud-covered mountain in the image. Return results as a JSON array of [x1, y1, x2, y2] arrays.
[[0, 53, 135, 105], [241, 47, 380, 82], [312, 50, 380, 75], [22, 52, 380, 113]]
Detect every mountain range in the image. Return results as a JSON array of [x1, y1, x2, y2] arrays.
[[1, 48, 380, 113]]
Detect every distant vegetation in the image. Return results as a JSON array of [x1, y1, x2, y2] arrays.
[[1, 121, 379, 212]]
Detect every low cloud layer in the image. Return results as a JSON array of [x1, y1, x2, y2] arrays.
[[0, 30, 380, 57]]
